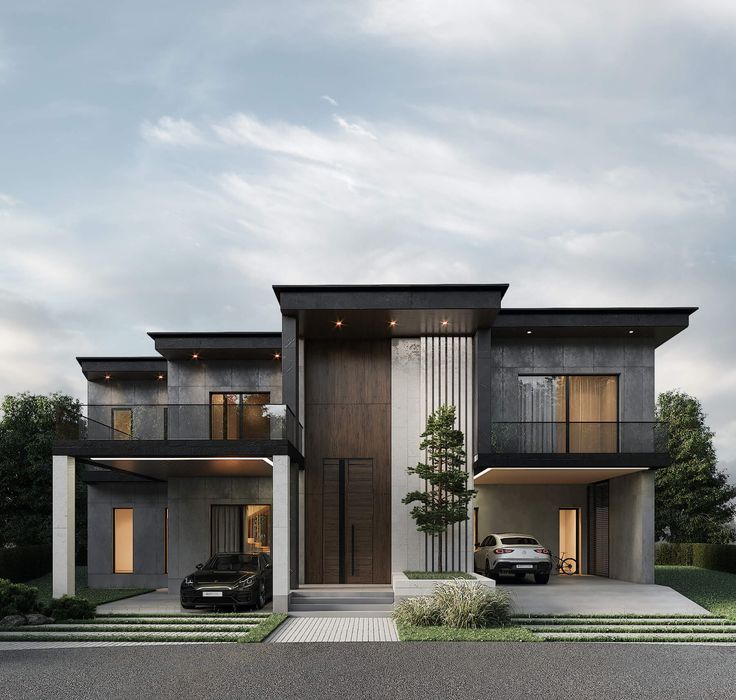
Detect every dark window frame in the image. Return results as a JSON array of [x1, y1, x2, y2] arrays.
[[208, 392, 271, 440]]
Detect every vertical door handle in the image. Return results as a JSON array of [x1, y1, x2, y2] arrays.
[[351, 525, 356, 576]]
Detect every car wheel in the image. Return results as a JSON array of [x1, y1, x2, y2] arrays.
[[484, 560, 497, 581], [534, 573, 550, 584], [256, 582, 266, 610]]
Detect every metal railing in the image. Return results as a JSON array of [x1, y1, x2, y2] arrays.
[[55, 404, 303, 451], [489, 421, 668, 455]]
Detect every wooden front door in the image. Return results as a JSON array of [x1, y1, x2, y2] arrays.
[[322, 458, 374, 584]]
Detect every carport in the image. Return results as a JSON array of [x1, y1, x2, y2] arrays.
[[474, 466, 655, 584]]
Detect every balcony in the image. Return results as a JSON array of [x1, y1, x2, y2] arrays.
[[53, 404, 304, 469], [476, 421, 669, 471]]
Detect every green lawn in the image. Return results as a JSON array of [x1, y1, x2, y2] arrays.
[[403, 571, 474, 580], [655, 566, 736, 620], [26, 566, 154, 606], [397, 624, 540, 642]]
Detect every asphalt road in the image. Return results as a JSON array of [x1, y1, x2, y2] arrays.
[[1, 642, 735, 700]]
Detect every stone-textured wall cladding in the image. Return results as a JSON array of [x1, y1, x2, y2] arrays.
[[391, 337, 474, 574], [490, 336, 655, 422], [86, 380, 168, 438], [166, 476, 272, 588], [166, 359, 282, 439], [87, 481, 168, 589]]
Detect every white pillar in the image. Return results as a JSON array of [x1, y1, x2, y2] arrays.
[[272, 455, 291, 612], [52, 455, 76, 598]]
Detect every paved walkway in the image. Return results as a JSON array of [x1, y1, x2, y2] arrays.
[[268, 616, 399, 642], [501, 575, 709, 615]]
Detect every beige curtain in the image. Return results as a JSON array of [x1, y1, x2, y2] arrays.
[[569, 376, 617, 452]]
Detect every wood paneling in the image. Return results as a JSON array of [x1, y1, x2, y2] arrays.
[[305, 340, 391, 584]]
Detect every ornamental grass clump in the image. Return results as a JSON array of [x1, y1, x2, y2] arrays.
[[433, 580, 511, 629], [393, 595, 443, 627], [393, 580, 512, 629]]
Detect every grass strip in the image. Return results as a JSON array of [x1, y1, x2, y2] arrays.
[[0, 625, 258, 633], [238, 613, 288, 643], [541, 634, 736, 643], [528, 626, 736, 634], [403, 571, 474, 580], [0, 634, 240, 643], [516, 618, 731, 626], [511, 613, 714, 620], [396, 624, 540, 642], [96, 612, 270, 618], [59, 617, 266, 625]]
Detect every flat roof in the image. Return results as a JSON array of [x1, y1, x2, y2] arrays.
[[77, 357, 167, 381], [147, 331, 282, 360]]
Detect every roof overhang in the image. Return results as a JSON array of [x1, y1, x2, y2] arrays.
[[493, 307, 697, 347], [77, 357, 167, 381], [474, 466, 649, 485], [147, 332, 282, 360], [84, 456, 273, 480], [273, 284, 509, 338]]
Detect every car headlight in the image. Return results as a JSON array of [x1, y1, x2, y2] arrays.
[[181, 576, 195, 588], [237, 575, 256, 590]]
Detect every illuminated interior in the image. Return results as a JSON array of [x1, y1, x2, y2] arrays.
[[113, 508, 133, 573], [211, 504, 272, 554], [558, 508, 579, 566]]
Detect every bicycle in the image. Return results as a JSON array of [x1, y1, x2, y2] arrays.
[[551, 552, 577, 575]]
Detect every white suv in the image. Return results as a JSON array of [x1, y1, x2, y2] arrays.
[[474, 533, 553, 584]]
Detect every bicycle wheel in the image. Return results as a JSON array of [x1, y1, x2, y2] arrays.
[[561, 558, 577, 575]]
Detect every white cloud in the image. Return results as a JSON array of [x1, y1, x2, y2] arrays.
[[321, 94, 339, 106], [141, 116, 205, 146], [663, 130, 736, 172]]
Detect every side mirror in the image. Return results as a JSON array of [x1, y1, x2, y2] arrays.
[[196, 563, 203, 570]]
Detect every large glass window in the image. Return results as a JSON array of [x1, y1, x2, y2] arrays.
[[210, 504, 272, 555], [113, 508, 133, 573], [111, 408, 133, 440], [210, 393, 270, 440], [518, 375, 618, 453]]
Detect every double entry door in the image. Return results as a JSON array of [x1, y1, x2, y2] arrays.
[[323, 458, 374, 584]]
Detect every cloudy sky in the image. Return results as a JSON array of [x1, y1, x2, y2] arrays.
[[1, 2, 735, 473]]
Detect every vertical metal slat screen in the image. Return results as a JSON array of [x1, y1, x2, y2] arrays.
[[591, 481, 610, 577]]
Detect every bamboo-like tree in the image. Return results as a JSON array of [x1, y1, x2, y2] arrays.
[[402, 404, 476, 572]]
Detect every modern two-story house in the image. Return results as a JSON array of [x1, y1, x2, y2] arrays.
[[51, 284, 695, 611]]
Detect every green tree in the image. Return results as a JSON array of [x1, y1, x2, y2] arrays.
[[0, 393, 85, 557], [655, 390, 736, 543], [402, 404, 476, 571]]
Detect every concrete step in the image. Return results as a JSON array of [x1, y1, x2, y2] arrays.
[[291, 591, 394, 600], [290, 603, 395, 612]]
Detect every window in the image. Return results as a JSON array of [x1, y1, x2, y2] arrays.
[[111, 408, 133, 440], [518, 375, 618, 453], [210, 393, 270, 440], [113, 508, 133, 573], [210, 504, 272, 555]]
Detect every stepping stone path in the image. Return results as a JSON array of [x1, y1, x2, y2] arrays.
[[0, 613, 268, 645], [513, 615, 736, 643]]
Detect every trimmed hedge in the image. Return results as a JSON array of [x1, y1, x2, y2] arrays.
[[656, 542, 736, 574], [0, 578, 40, 617], [0, 545, 52, 582]]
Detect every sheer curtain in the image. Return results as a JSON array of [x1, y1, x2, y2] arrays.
[[210, 505, 243, 554], [568, 376, 617, 453], [518, 376, 567, 452]]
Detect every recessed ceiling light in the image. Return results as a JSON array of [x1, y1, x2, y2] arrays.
[[104, 374, 111, 380], [628, 330, 634, 335], [157, 374, 164, 380], [334, 320, 343, 328], [441, 320, 449, 327], [389, 320, 397, 327], [274, 352, 281, 359], [526, 330, 533, 335], [192, 352, 199, 360]]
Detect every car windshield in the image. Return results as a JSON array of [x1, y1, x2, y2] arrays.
[[205, 554, 259, 571], [500, 537, 539, 545]]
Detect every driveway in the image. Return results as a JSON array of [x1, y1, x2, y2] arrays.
[[1, 643, 735, 699], [498, 574, 709, 615], [96, 589, 272, 615]]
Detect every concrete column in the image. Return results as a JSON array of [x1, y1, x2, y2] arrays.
[[609, 470, 655, 583], [52, 455, 76, 597], [474, 329, 492, 456], [272, 454, 291, 612]]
